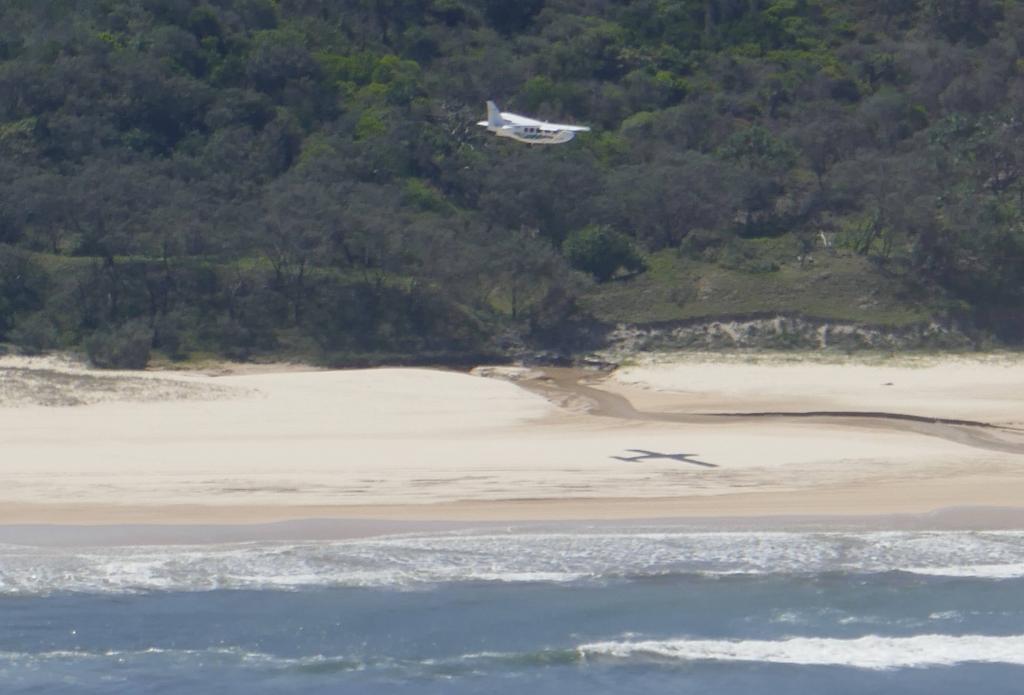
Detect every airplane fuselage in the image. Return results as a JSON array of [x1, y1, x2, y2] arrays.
[[489, 124, 576, 145]]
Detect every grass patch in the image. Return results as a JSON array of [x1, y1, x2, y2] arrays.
[[580, 249, 933, 326]]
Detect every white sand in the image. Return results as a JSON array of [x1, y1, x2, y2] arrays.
[[1, 353, 1023, 523], [612, 352, 1024, 426]]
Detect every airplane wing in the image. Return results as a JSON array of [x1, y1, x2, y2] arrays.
[[539, 123, 591, 132], [501, 111, 591, 131], [499, 111, 543, 126]]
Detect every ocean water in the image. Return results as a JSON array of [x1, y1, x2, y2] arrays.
[[2, 527, 1024, 693]]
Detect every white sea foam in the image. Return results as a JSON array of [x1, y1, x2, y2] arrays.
[[0, 646, 542, 676], [928, 610, 964, 621], [3, 529, 1024, 594], [902, 563, 1024, 579], [0, 647, 366, 671], [579, 634, 1024, 669]]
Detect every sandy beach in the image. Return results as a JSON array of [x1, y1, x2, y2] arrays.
[[2, 352, 1023, 526]]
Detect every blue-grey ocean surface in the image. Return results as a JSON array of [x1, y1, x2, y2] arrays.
[[3, 527, 1024, 693]]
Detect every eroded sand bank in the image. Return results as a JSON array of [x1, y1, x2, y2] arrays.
[[1, 353, 1023, 524]]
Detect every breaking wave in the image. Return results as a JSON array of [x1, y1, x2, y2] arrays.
[[3, 529, 1024, 595], [579, 634, 1024, 669], [7, 633, 1024, 675]]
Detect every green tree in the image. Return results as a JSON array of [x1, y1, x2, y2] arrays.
[[562, 225, 645, 282]]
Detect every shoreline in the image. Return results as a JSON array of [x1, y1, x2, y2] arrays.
[[4, 506, 1024, 547], [4, 481, 1024, 527]]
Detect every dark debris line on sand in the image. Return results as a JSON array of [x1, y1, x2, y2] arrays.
[[511, 367, 1024, 458]]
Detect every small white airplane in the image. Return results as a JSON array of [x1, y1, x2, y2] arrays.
[[477, 100, 590, 144]]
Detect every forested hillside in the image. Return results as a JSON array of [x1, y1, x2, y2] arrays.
[[1, 0, 1023, 366]]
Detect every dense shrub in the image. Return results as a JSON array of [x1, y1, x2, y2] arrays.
[[85, 321, 154, 369], [8, 314, 59, 355]]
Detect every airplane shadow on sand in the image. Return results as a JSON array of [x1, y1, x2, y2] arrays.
[[611, 449, 719, 468]]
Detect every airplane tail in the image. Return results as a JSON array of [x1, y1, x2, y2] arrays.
[[486, 100, 504, 128]]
